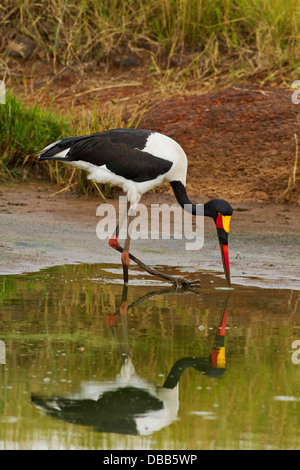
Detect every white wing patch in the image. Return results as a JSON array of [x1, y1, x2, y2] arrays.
[[143, 132, 187, 185], [53, 148, 70, 159], [38, 139, 62, 156]]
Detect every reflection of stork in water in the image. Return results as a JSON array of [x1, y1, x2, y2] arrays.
[[31, 287, 230, 436]]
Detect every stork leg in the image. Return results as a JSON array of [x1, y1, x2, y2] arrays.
[[108, 200, 133, 284], [108, 200, 130, 251], [106, 285, 130, 359], [108, 202, 200, 287], [121, 206, 135, 285]]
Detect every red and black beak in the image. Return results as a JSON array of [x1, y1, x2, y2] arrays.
[[216, 214, 231, 286]]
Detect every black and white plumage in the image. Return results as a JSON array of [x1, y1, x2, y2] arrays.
[[38, 129, 187, 209], [31, 355, 225, 436], [31, 287, 228, 436], [38, 128, 233, 286]]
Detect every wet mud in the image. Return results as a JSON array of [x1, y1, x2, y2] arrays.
[[1, 182, 299, 290]]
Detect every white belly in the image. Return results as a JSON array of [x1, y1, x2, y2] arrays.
[[70, 160, 164, 206]]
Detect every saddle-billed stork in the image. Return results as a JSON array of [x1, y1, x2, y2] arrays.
[[38, 129, 233, 286]]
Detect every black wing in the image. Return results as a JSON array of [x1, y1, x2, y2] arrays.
[[39, 129, 173, 183]]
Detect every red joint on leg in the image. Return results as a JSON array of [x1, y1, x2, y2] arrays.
[[106, 313, 117, 327], [121, 251, 130, 267], [108, 235, 120, 249], [120, 300, 128, 315]]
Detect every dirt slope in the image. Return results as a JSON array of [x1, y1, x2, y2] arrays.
[[140, 85, 300, 204]]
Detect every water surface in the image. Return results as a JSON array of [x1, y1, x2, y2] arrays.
[[0, 263, 300, 450]]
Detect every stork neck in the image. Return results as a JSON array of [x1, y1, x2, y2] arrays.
[[163, 357, 211, 389], [170, 181, 211, 217]]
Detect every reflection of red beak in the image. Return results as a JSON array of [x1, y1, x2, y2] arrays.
[[217, 229, 231, 286]]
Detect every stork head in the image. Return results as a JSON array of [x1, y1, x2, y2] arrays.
[[204, 199, 233, 286]]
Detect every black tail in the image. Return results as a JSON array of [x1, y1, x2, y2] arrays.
[[31, 395, 62, 412], [38, 135, 86, 161]]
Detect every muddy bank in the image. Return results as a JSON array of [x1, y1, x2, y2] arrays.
[[140, 85, 300, 205], [6, 65, 300, 206], [1, 182, 299, 290]]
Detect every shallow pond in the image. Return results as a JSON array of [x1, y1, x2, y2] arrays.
[[0, 263, 300, 450]]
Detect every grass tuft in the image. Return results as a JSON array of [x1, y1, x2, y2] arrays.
[[0, 92, 69, 179], [0, 92, 146, 197], [1, 0, 300, 80]]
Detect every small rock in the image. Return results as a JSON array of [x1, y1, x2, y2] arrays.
[[8, 36, 36, 59], [113, 55, 139, 67]]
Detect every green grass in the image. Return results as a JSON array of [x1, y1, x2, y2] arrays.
[[0, 92, 69, 179], [0, 92, 145, 196], [1, 1, 300, 193], [1, 0, 300, 79]]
